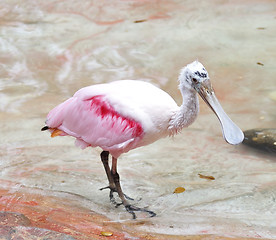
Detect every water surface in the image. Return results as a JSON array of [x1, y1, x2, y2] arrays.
[[0, 0, 275, 239]]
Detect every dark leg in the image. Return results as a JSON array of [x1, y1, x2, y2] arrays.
[[111, 156, 156, 219], [100, 151, 134, 207], [100, 151, 116, 189], [99, 151, 118, 205]]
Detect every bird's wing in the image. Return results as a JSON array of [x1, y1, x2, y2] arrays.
[[45, 95, 144, 151]]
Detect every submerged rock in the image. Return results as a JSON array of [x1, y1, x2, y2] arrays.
[[0, 211, 31, 227], [0, 212, 76, 239], [243, 128, 276, 154], [0, 225, 76, 240]]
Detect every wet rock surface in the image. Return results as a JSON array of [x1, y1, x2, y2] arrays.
[[0, 225, 76, 240], [0, 0, 275, 239], [243, 129, 276, 154], [0, 211, 76, 239], [0, 181, 267, 240], [0, 211, 31, 226]]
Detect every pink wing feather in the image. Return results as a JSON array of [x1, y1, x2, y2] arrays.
[[45, 95, 144, 154]]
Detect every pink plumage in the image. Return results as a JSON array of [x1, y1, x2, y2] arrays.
[[42, 62, 244, 218], [43, 79, 179, 159], [45, 91, 146, 158]]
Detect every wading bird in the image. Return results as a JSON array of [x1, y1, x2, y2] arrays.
[[41, 61, 244, 218]]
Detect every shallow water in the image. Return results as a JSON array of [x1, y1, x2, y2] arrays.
[[0, 0, 276, 239]]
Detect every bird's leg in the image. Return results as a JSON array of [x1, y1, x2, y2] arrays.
[[100, 151, 134, 205], [111, 156, 156, 219], [99, 151, 133, 206], [99, 151, 118, 206]]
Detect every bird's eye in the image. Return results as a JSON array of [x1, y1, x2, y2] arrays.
[[192, 78, 197, 83]]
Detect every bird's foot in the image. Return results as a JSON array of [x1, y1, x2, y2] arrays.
[[123, 193, 134, 201], [99, 186, 110, 191], [125, 204, 156, 219], [100, 186, 134, 201], [99, 186, 119, 206]]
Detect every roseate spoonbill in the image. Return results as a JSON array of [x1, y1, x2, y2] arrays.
[[41, 61, 244, 218]]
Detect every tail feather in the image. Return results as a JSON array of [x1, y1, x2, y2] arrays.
[[51, 129, 65, 137], [41, 126, 49, 131]]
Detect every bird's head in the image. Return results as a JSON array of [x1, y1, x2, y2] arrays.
[[179, 60, 209, 91], [179, 60, 244, 145]]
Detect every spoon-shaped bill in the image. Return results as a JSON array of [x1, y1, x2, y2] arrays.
[[198, 80, 244, 145]]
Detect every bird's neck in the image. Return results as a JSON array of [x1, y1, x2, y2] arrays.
[[169, 87, 199, 135]]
